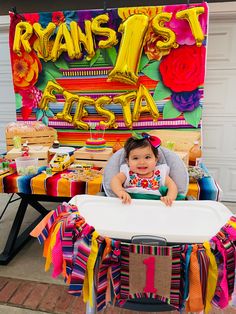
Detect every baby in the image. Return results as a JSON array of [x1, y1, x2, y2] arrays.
[[110, 133, 178, 206]]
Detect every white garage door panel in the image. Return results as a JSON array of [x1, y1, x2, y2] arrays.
[[207, 21, 236, 69], [204, 70, 236, 115], [0, 82, 15, 105], [202, 121, 224, 153], [203, 117, 236, 155], [204, 3, 236, 201]]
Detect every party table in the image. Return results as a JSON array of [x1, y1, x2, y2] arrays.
[[0, 167, 103, 264], [0, 165, 221, 265]]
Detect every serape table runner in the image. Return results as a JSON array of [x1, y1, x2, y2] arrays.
[[0, 167, 102, 197], [0, 167, 221, 200]]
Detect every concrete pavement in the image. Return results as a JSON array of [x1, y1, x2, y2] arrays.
[[0, 193, 236, 313]]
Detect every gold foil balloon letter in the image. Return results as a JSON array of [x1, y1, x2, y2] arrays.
[[108, 14, 149, 85]]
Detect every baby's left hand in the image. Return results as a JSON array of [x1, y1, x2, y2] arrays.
[[160, 196, 174, 206]]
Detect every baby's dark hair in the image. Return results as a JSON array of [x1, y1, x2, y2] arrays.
[[124, 136, 158, 159]]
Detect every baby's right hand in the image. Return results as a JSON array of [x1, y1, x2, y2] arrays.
[[117, 190, 131, 204]]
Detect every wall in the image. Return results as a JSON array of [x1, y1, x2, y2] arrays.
[[0, 2, 236, 201], [202, 2, 236, 201]]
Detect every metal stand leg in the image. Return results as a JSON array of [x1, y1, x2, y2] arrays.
[[0, 195, 45, 265], [0, 193, 21, 221], [0, 193, 70, 265]]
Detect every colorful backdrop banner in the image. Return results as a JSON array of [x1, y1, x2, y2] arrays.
[[9, 3, 208, 147]]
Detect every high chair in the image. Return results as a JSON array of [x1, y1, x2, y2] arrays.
[[99, 147, 188, 312]]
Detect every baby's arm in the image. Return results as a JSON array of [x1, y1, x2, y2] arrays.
[[110, 172, 131, 204], [160, 175, 178, 206]]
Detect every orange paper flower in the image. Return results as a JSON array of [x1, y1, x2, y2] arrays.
[[12, 50, 42, 92]]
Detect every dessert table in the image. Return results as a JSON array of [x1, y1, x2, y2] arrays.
[[0, 165, 221, 265]]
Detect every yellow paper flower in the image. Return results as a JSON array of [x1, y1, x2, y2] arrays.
[[118, 7, 169, 61], [118, 7, 163, 21]]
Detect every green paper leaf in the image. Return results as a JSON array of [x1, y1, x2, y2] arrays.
[[153, 81, 172, 101], [36, 71, 47, 91], [163, 100, 182, 119], [139, 54, 149, 71], [46, 65, 62, 79], [15, 93, 22, 110], [106, 47, 117, 66], [54, 57, 69, 70], [141, 61, 161, 81], [42, 115, 49, 126], [90, 49, 101, 67], [36, 70, 57, 91], [45, 109, 54, 118], [183, 106, 202, 128], [36, 109, 44, 120]]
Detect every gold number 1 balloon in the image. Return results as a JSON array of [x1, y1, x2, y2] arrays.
[[108, 14, 149, 85]]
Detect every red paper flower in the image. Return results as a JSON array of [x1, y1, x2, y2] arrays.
[[159, 45, 206, 92], [23, 13, 40, 25], [52, 11, 65, 26]]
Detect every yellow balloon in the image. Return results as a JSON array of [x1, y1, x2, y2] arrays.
[[152, 12, 178, 50], [70, 20, 95, 61], [113, 91, 136, 129], [91, 14, 118, 49], [132, 84, 159, 122], [108, 14, 149, 85], [33, 22, 56, 60], [176, 7, 205, 47], [57, 91, 79, 123], [73, 96, 94, 129], [38, 81, 64, 111], [94, 96, 117, 129], [51, 22, 75, 62], [13, 22, 33, 55]]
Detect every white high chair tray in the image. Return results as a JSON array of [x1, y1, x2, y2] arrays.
[[69, 195, 233, 243]]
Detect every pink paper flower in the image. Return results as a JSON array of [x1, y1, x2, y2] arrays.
[[19, 87, 43, 120], [19, 86, 42, 109], [163, 3, 208, 46]]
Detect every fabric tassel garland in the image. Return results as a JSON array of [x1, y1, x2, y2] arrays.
[[30, 205, 236, 313]]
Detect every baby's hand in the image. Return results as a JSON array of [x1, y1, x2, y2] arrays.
[[160, 196, 174, 206], [117, 190, 131, 204]]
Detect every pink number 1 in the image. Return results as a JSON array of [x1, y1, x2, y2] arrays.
[[143, 256, 157, 293]]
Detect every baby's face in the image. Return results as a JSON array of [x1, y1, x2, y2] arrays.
[[127, 146, 157, 178]]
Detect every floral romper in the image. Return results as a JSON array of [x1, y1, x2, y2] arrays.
[[120, 163, 170, 196]]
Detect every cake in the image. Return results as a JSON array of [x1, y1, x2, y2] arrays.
[[85, 138, 106, 151]]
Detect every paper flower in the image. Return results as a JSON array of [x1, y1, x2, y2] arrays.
[[163, 3, 208, 46], [159, 45, 206, 92], [23, 13, 40, 25], [19, 87, 43, 120], [171, 89, 201, 112], [12, 50, 42, 92]]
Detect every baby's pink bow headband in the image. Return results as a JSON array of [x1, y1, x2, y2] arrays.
[[132, 132, 161, 149]]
